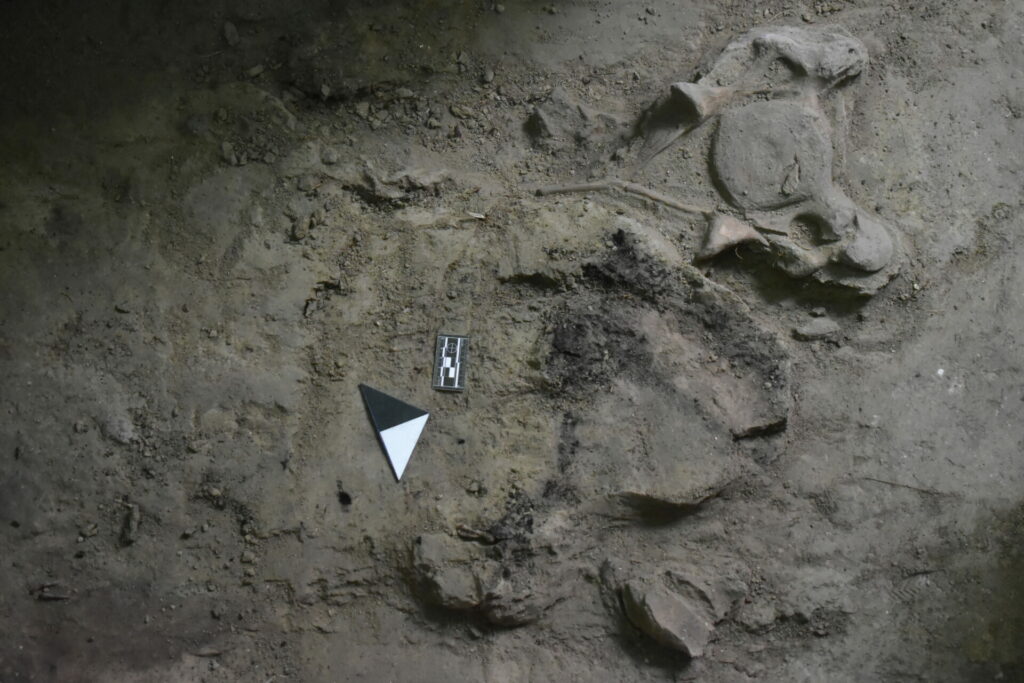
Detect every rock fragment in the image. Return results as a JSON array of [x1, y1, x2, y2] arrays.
[[320, 147, 340, 165], [621, 579, 714, 657], [524, 106, 555, 141], [482, 579, 546, 626], [220, 141, 237, 166], [120, 503, 140, 546], [223, 21, 239, 47], [102, 415, 136, 445], [31, 582, 73, 601], [793, 317, 840, 341], [412, 534, 485, 610]]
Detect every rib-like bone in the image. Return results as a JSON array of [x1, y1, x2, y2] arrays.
[[536, 179, 712, 216]]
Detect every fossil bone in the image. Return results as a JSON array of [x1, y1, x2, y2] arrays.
[[536, 179, 712, 217], [696, 214, 769, 260]]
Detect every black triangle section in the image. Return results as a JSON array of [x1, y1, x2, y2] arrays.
[[359, 384, 428, 432]]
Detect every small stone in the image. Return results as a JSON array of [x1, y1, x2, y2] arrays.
[[482, 68, 495, 84], [246, 64, 265, 78], [184, 114, 208, 136], [792, 317, 840, 341], [736, 599, 778, 633], [810, 307, 827, 317], [243, 567, 256, 577], [524, 107, 555, 140], [220, 141, 237, 166], [482, 579, 547, 626], [240, 551, 256, 564], [355, 101, 371, 119], [223, 21, 239, 47], [621, 580, 713, 657], [73, 420, 90, 433], [426, 116, 441, 129], [495, 3, 505, 13], [102, 416, 136, 445], [120, 503, 141, 546], [320, 147, 340, 165]]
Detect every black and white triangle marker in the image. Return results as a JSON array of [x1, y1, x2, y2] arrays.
[[358, 384, 429, 481]]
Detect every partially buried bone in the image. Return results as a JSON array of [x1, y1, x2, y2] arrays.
[[536, 179, 712, 217], [696, 25, 867, 92], [696, 215, 769, 260], [535, 25, 900, 294], [668, 82, 777, 124]]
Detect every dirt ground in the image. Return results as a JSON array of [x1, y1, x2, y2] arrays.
[[1, 0, 1023, 681]]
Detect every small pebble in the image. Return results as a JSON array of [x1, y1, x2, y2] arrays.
[[793, 317, 840, 341], [223, 21, 239, 47]]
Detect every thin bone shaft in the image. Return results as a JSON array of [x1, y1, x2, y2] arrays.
[[536, 178, 712, 216]]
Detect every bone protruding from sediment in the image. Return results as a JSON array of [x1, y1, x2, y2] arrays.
[[696, 214, 769, 260], [536, 179, 712, 216], [670, 82, 738, 121]]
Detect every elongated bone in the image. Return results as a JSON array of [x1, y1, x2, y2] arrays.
[[536, 179, 712, 216]]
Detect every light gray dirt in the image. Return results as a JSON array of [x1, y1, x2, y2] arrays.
[[1, 1, 1023, 682]]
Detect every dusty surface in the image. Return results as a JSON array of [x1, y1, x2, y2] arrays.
[[1, 1, 1023, 681]]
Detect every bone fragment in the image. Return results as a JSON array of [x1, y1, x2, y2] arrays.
[[536, 179, 712, 216], [696, 214, 769, 259]]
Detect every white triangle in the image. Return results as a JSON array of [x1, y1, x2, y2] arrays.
[[379, 414, 428, 480]]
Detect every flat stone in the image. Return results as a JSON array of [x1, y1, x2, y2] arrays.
[[793, 317, 840, 341], [622, 580, 714, 657]]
